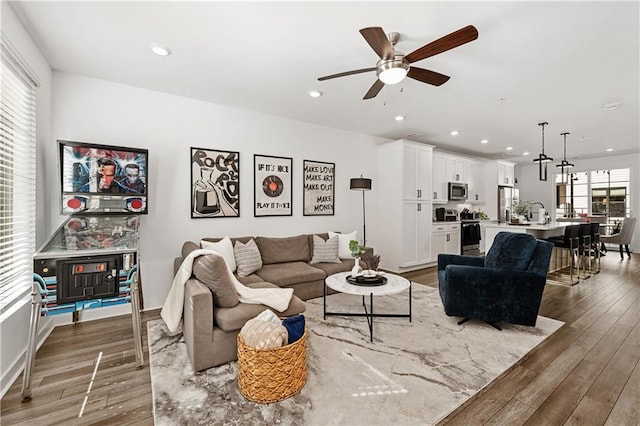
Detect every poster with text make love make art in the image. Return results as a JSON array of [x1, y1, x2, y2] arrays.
[[254, 154, 292, 217], [303, 160, 335, 216], [191, 147, 240, 218]]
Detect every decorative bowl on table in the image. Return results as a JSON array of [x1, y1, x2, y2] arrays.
[[346, 273, 387, 286]]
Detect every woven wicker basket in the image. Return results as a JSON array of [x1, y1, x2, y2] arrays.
[[237, 328, 307, 404]]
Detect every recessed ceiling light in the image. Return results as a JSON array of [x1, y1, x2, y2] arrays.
[[150, 44, 171, 56], [523, 152, 530, 156], [394, 115, 405, 121], [450, 130, 459, 136], [480, 139, 489, 144], [505, 146, 513, 151], [308, 90, 322, 98], [605, 148, 614, 152]]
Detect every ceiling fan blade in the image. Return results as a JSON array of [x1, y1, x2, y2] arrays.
[[363, 79, 385, 100], [318, 67, 377, 81], [407, 67, 450, 86], [405, 25, 478, 64], [359, 27, 395, 59]]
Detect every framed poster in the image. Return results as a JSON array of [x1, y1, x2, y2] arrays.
[[254, 154, 293, 217], [303, 160, 335, 216], [190, 147, 240, 218]]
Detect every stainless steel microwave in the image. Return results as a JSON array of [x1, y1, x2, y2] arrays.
[[448, 182, 468, 201]]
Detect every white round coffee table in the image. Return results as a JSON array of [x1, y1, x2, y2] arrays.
[[324, 271, 412, 342]]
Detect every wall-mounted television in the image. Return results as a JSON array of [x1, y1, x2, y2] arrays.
[[59, 140, 149, 215]]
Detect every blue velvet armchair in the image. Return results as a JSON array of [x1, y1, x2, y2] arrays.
[[437, 232, 553, 328]]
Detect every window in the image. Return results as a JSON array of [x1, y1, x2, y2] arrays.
[[555, 168, 631, 221], [0, 36, 38, 314]]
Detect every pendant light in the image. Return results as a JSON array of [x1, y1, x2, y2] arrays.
[[556, 132, 574, 182], [532, 121, 553, 181]]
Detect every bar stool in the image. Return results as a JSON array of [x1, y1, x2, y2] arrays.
[[545, 224, 581, 285], [587, 222, 601, 273], [578, 223, 592, 279]]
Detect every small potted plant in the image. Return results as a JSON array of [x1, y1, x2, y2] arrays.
[[348, 240, 365, 276], [512, 199, 532, 223]]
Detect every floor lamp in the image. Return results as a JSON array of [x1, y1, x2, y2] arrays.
[[350, 176, 372, 246]]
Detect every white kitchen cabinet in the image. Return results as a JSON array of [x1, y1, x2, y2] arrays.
[[432, 153, 448, 203], [431, 223, 461, 260], [498, 160, 515, 187], [377, 140, 435, 272], [447, 157, 465, 183], [465, 160, 484, 204], [402, 201, 433, 267], [402, 143, 433, 200]]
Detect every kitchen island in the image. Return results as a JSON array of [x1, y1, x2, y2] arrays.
[[484, 222, 584, 252]]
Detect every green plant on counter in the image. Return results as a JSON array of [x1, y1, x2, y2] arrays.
[[513, 199, 533, 217], [476, 210, 489, 220]]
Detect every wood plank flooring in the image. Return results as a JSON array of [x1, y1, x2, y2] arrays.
[[1, 253, 638, 425]]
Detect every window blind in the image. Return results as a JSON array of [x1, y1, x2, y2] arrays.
[[0, 36, 37, 314]]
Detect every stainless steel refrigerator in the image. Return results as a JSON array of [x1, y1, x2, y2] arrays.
[[498, 186, 519, 223]]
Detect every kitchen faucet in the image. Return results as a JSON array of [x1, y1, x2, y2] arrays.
[[530, 202, 545, 220], [530, 202, 550, 224]]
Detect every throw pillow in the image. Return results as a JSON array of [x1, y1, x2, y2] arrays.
[[181, 241, 199, 258], [309, 234, 341, 264], [192, 253, 239, 308], [234, 239, 263, 277], [328, 230, 358, 259], [201, 236, 237, 272]]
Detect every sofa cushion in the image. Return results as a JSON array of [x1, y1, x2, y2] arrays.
[[214, 282, 306, 332], [202, 236, 254, 246], [256, 261, 326, 286], [255, 235, 310, 264], [235, 273, 263, 285], [234, 239, 263, 277], [485, 232, 537, 271], [329, 230, 358, 259], [201, 236, 237, 272], [310, 234, 341, 264], [310, 259, 354, 276], [192, 253, 240, 308]]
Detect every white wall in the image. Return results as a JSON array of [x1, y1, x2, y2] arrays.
[[0, 3, 53, 397], [50, 72, 387, 311], [517, 153, 640, 251]]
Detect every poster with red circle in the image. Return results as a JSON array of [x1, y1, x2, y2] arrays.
[[254, 154, 292, 217]]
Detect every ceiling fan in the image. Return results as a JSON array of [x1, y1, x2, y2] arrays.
[[318, 25, 479, 100]]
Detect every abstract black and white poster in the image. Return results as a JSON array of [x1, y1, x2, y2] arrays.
[[191, 147, 240, 218], [254, 154, 292, 217], [303, 160, 335, 216]]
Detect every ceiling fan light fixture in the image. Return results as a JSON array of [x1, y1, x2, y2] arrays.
[[376, 55, 410, 85]]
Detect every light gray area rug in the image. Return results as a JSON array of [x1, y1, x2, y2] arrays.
[[148, 285, 563, 425]]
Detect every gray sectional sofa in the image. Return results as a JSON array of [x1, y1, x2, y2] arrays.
[[175, 233, 370, 371]]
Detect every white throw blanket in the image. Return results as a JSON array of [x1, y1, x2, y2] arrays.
[[161, 249, 294, 333]]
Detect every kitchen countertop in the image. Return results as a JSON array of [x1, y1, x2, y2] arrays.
[[484, 222, 584, 231]]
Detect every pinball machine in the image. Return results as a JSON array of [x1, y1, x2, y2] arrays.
[[21, 140, 149, 400]]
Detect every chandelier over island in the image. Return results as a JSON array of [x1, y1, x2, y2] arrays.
[[556, 132, 575, 183], [533, 121, 553, 181]]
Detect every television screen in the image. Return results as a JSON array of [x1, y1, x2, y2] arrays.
[[59, 140, 149, 214]]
